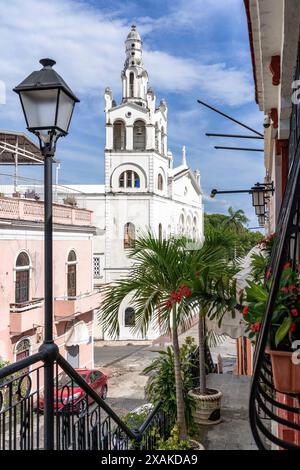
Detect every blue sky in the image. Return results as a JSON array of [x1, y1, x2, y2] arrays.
[[0, 0, 265, 227]]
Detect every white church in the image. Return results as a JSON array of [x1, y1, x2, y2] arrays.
[[59, 25, 204, 340]]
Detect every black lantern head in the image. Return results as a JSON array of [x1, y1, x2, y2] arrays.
[[251, 183, 265, 207], [13, 59, 79, 148]]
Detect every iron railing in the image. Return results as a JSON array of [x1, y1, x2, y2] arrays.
[[0, 348, 173, 450], [249, 36, 300, 450]]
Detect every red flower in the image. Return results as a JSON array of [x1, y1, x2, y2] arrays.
[[242, 305, 249, 315], [280, 287, 289, 294], [165, 299, 173, 310], [254, 322, 261, 331], [250, 322, 261, 333], [179, 286, 192, 299], [171, 292, 182, 303], [194, 271, 201, 277], [290, 322, 296, 333], [283, 262, 291, 270], [289, 285, 297, 291], [291, 308, 299, 318], [265, 269, 271, 280]]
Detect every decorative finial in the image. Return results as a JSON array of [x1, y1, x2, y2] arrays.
[[131, 24, 136, 30], [39, 58, 56, 68], [182, 145, 187, 165]]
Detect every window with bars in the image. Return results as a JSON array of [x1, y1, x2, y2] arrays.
[[93, 256, 102, 279], [15, 251, 30, 304], [124, 307, 135, 327], [67, 250, 77, 298], [124, 222, 135, 249]]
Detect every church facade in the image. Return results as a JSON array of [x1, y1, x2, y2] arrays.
[[63, 25, 204, 340]]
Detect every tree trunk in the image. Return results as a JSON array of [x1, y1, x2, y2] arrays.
[[172, 305, 188, 440], [198, 313, 207, 395]]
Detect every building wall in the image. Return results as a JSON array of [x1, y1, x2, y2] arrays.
[[0, 225, 97, 369]]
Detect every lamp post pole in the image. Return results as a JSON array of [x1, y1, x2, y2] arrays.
[[43, 146, 55, 449], [13, 58, 79, 450]]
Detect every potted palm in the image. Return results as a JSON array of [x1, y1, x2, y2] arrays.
[[241, 254, 300, 393], [187, 263, 237, 425]]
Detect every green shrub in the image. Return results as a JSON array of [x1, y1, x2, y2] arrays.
[[144, 337, 197, 432]]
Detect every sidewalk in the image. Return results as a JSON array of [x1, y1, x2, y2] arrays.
[[198, 374, 257, 450]]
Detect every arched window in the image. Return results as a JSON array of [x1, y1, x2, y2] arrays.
[[155, 124, 159, 152], [119, 170, 140, 189], [124, 307, 135, 327], [15, 252, 30, 304], [67, 250, 77, 298], [161, 126, 165, 155], [158, 173, 164, 191], [120, 171, 140, 188], [113, 120, 126, 150], [129, 72, 134, 97], [124, 223, 135, 249], [193, 217, 198, 241], [133, 120, 146, 150], [178, 214, 185, 235], [158, 223, 163, 241], [15, 338, 31, 363]]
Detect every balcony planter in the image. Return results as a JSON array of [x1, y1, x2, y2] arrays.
[[188, 388, 222, 425], [268, 349, 300, 393]]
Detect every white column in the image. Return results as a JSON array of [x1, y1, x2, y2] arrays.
[[126, 125, 133, 150], [105, 124, 113, 150], [146, 124, 155, 150]]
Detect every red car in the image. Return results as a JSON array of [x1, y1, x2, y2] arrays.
[[39, 368, 108, 413]]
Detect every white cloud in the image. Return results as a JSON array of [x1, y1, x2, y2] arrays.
[[0, 0, 253, 114]]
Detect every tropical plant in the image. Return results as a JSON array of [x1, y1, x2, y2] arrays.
[[99, 231, 238, 435], [241, 263, 300, 350], [155, 424, 192, 450], [205, 208, 262, 260], [99, 234, 196, 439], [144, 337, 197, 431]]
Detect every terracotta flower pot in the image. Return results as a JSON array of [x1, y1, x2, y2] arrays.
[[188, 388, 222, 425], [269, 349, 300, 393]]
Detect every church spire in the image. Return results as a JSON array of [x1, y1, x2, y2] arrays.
[[122, 25, 149, 105]]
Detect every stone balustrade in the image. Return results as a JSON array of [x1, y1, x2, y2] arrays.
[[0, 197, 92, 226]]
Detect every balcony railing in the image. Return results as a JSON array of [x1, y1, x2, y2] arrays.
[[10, 298, 44, 336], [249, 36, 300, 450], [0, 350, 173, 450], [0, 197, 92, 227], [54, 291, 101, 321]]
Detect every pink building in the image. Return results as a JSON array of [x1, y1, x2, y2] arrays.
[[0, 195, 101, 369]]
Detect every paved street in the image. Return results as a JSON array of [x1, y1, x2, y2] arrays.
[[94, 340, 161, 417], [94, 339, 257, 450]]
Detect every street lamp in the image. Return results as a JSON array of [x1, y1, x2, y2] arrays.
[[251, 183, 266, 207], [14, 59, 79, 151], [13, 58, 79, 450]]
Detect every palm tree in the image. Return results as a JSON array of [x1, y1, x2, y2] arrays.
[[99, 234, 195, 439], [226, 207, 249, 231], [99, 231, 237, 437]]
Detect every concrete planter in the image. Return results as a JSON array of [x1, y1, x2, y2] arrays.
[[189, 388, 222, 425], [189, 439, 205, 450]]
